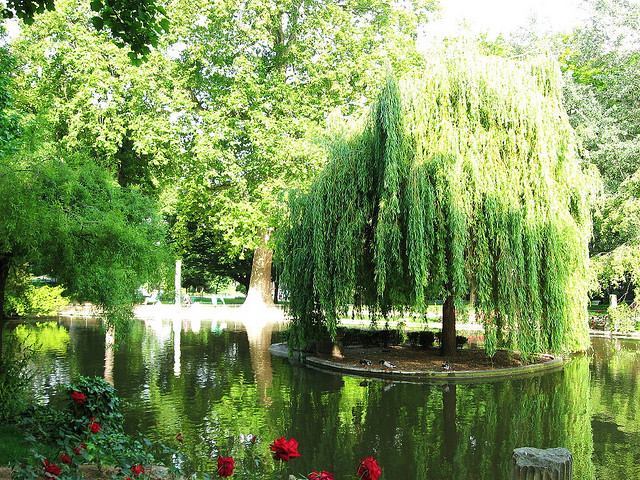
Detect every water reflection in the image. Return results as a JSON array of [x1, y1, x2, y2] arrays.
[[104, 326, 114, 384], [243, 318, 273, 404], [12, 318, 640, 479], [173, 319, 181, 377]]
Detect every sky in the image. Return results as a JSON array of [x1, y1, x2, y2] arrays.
[[423, 0, 592, 41]]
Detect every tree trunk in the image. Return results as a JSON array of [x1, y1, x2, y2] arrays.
[[243, 244, 274, 308], [273, 276, 279, 304], [441, 294, 457, 356], [0, 255, 11, 362]]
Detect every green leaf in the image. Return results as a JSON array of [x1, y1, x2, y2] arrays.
[[90, 0, 103, 12], [91, 16, 105, 31]]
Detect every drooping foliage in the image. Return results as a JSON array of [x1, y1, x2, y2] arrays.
[[281, 51, 592, 357]]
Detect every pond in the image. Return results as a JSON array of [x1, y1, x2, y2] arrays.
[[11, 314, 640, 479]]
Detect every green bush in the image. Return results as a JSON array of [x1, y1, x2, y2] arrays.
[[0, 338, 34, 421], [607, 304, 640, 333], [407, 331, 436, 348], [336, 327, 404, 347], [5, 285, 69, 317], [11, 376, 181, 479]]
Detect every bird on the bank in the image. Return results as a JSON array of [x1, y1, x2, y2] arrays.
[[442, 362, 452, 371], [379, 360, 397, 369], [175, 432, 184, 443], [359, 359, 373, 366]]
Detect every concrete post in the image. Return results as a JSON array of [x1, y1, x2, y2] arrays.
[[609, 294, 618, 309], [175, 259, 182, 306], [512, 447, 572, 480]]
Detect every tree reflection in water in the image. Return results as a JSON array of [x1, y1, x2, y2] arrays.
[[15, 318, 640, 479]]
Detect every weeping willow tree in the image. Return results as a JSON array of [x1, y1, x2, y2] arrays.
[[280, 51, 592, 357]]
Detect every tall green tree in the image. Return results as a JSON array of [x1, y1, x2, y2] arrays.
[[280, 51, 592, 357], [165, 0, 436, 304], [0, 5, 173, 357], [560, 0, 640, 300]]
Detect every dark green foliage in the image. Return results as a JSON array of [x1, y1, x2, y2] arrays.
[[406, 330, 436, 348], [281, 51, 592, 357], [0, 338, 34, 421], [1, 0, 169, 60], [336, 327, 405, 348], [13, 376, 181, 477], [67, 376, 122, 427]]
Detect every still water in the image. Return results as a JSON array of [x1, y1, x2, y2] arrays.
[[13, 315, 640, 479]]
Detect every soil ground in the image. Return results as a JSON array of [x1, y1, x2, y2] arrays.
[[315, 345, 551, 372]]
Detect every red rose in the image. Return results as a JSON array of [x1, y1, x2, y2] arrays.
[[89, 420, 101, 433], [73, 443, 87, 455], [269, 437, 301, 462], [59, 453, 72, 465], [217, 456, 235, 477], [130, 464, 145, 476], [70, 391, 87, 405], [357, 457, 381, 480], [308, 471, 334, 480], [43, 459, 62, 477]]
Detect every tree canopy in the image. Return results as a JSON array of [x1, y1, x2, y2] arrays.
[[0, 10, 170, 355], [280, 50, 592, 357], [1, 0, 169, 60], [164, 0, 436, 291], [560, 0, 640, 301]]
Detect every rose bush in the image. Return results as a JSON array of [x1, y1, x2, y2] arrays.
[[209, 435, 381, 480], [13, 376, 383, 480], [11, 377, 181, 480], [307, 470, 334, 480]]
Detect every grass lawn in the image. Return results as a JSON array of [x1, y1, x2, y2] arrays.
[[0, 424, 29, 465]]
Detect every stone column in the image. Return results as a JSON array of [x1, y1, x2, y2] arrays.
[[512, 447, 572, 480]]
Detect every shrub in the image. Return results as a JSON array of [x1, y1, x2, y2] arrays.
[[608, 304, 639, 333], [0, 338, 34, 421], [435, 332, 469, 349], [336, 327, 403, 347], [12, 376, 181, 480], [5, 285, 69, 317], [407, 331, 436, 348]]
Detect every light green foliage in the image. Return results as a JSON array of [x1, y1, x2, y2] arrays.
[[558, 0, 640, 298], [10, 0, 190, 196], [0, 1, 176, 335], [607, 303, 640, 333], [281, 50, 592, 357], [0, 145, 169, 307], [5, 285, 69, 317], [166, 0, 435, 285]]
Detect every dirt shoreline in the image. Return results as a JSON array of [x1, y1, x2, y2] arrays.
[[315, 345, 551, 372]]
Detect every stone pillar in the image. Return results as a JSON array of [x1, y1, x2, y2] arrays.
[[175, 259, 182, 306], [512, 447, 572, 480], [609, 294, 617, 309]]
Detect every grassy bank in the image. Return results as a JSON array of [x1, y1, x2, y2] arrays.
[[0, 424, 29, 465]]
